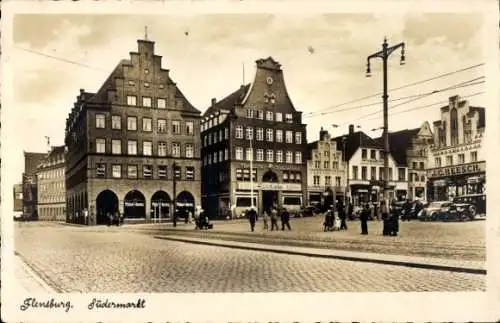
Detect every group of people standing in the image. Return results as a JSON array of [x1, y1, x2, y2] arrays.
[[323, 200, 348, 231], [246, 206, 292, 232], [358, 200, 399, 236]]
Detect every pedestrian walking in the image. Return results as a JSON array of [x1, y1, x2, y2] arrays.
[[173, 208, 178, 227], [323, 208, 333, 231], [270, 208, 279, 231], [380, 200, 389, 236], [247, 206, 257, 232], [83, 208, 89, 226], [360, 203, 370, 235], [262, 210, 269, 230], [188, 210, 193, 224], [281, 208, 292, 231], [347, 201, 354, 220], [389, 208, 399, 236], [339, 201, 348, 230]]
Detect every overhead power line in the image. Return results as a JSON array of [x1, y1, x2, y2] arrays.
[[303, 63, 484, 117], [14, 46, 108, 72], [305, 77, 484, 118], [359, 91, 485, 124]]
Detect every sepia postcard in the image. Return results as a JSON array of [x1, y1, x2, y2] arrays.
[[1, 0, 499, 322]]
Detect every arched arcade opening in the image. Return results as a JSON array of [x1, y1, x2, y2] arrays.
[[96, 190, 119, 225]]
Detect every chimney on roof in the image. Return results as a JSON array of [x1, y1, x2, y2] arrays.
[[319, 126, 330, 141], [349, 124, 354, 134], [211, 98, 216, 108], [80, 89, 84, 94]]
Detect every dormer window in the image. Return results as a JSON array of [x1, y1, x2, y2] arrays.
[[264, 92, 270, 103], [270, 94, 276, 104]]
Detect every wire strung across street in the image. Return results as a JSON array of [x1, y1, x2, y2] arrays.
[[303, 63, 485, 118], [305, 77, 484, 117], [344, 78, 485, 121]]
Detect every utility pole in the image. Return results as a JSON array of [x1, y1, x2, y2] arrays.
[[366, 37, 406, 203]]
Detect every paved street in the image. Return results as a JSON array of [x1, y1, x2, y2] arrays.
[[130, 216, 486, 261], [14, 222, 485, 293]]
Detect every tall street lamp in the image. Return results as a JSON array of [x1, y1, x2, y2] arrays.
[[366, 37, 406, 202]]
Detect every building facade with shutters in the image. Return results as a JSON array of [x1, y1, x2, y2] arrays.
[[306, 127, 346, 209], [426, 95, 485, 207], [333, 125, 408, 207], [201, 57, 308, 218], [36, 146, 67, 221], [65, 38, 202, 225]]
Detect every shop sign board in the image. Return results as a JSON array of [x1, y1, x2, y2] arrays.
[[427, 161, 485, 178], [237, 182, 301, 191]]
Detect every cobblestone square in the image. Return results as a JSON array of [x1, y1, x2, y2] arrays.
[[13, 222, 485, 293]]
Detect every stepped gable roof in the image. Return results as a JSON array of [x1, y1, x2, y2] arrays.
[[203, 84, 251, 117], [332, 131, 381, 162], [374, 128, 420, 166], [469, 106, 485, 129]]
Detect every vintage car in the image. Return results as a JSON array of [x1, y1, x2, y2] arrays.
[[401, 201, 427, 221], [299, 205, 321, 217], [418, 201, 453, 221], [446, 203, 477, 221]]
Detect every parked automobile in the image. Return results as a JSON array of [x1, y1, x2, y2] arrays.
[[299, 205, 320, 217], [401, 201, 426, 221], [418, 201, 453, 221], [446, 203, 477, 221]]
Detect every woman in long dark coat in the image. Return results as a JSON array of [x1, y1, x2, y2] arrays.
[[360, 204, 370, 235]]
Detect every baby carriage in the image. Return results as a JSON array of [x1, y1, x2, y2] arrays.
[[333, 214, 341, 231]]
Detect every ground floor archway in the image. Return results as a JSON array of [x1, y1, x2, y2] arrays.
[[96, 190, 119, 225], [176, 191, 195, 217], [262, 190, 278, 213], [151, 190, 171, 220], [124, 190, 146, 219]]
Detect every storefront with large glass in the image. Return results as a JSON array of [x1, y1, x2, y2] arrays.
[[426, 161, 486, 201]]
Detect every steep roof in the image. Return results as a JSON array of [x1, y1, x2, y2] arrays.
[[332, 131, 381, 162], [203, 84, 250, 117], [23, 152, 47, 175], [46, 145, 66, 159], [374, 128, 420, 166]]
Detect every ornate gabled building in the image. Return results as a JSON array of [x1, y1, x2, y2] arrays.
[[306, 127, 346, 210], [201, 57, 308, 218], [36, 145, 67, 221], [427, 95, 485, 207], [65, 38, 201, 225]]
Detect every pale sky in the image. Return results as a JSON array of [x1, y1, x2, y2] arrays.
[[10, 12, 487, 183]]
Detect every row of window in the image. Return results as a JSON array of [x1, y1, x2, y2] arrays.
[[203, 128, 229, 147], [313, 160, 340, 169], [203, 148, 303, 165], [352, 166, 406, 182], [235, 168, 302, 183], [201, 112, 228, 132], [409, 173, 426, 182], [39, 181, 65, 192], [95, 163, 195, 180], [95, 114, 194, 135], [434, 151, 478, 167], [95, 139, 195, 158], [38, 168, 65, 180], [361, 149, 382, 160], [125, 95, 167, 109], [245, 109, 294, 123], [312, 175, 342, 187], [411, 161, 426, 170], [235, 148, 302, 164], [235, 126, 302, 144]]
